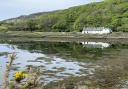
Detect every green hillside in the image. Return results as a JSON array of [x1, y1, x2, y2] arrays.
[[1, 0, 128, 32]]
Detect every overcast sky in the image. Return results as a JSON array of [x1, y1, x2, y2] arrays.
[[0, 0, 102, 21]]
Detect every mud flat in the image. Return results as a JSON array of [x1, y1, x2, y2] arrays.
[[0, 31, 128, 44]]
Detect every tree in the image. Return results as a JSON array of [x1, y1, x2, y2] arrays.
[[52, 20, 67, 32], [26, 20, 36, 32]]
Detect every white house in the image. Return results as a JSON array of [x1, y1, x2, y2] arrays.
[[82, 27, 112, 34], [81, 42, 110, 49]]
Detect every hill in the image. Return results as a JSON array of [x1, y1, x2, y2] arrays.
[[0, 0, 128, 32]]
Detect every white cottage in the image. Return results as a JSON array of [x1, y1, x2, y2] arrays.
[[82, 27, 112, 34]]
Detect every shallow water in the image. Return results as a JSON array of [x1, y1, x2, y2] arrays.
[[0, 41, 128, 85]]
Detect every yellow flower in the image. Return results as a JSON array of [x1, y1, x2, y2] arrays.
[[14, 71, 27, 81]]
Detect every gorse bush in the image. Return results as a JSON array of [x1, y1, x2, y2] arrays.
[[14, 71, 27, 82], [1, 53, 42, 89]]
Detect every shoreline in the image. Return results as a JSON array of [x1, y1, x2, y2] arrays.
[[0, 31, 128, 44], [1, 31, 128, 38]]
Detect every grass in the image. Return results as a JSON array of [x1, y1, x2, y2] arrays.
[[0, 31, 128, 39]]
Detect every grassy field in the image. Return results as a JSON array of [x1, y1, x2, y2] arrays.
[[1, 31, 128, 39]]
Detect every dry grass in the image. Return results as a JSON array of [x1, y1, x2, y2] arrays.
[[2, 53, 16, 89]]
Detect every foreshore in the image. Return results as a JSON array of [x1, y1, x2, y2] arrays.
[[1, 31, 128, 38], [0, 31, 128, 44]]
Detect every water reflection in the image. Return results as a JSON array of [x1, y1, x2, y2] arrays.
[[81, 42, 110, 49], [0, 43, 93, 85], [0, 41, 128, 85]]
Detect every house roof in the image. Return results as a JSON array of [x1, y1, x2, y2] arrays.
[[83, 27, 108, 31]]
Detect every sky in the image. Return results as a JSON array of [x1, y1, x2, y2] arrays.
[[0, 0, 102, 21]]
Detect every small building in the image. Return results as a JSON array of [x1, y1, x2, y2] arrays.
[[82, 27, 112, 34]]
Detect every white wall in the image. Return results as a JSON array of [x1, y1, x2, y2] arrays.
[[82, 29, 111, 34]]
